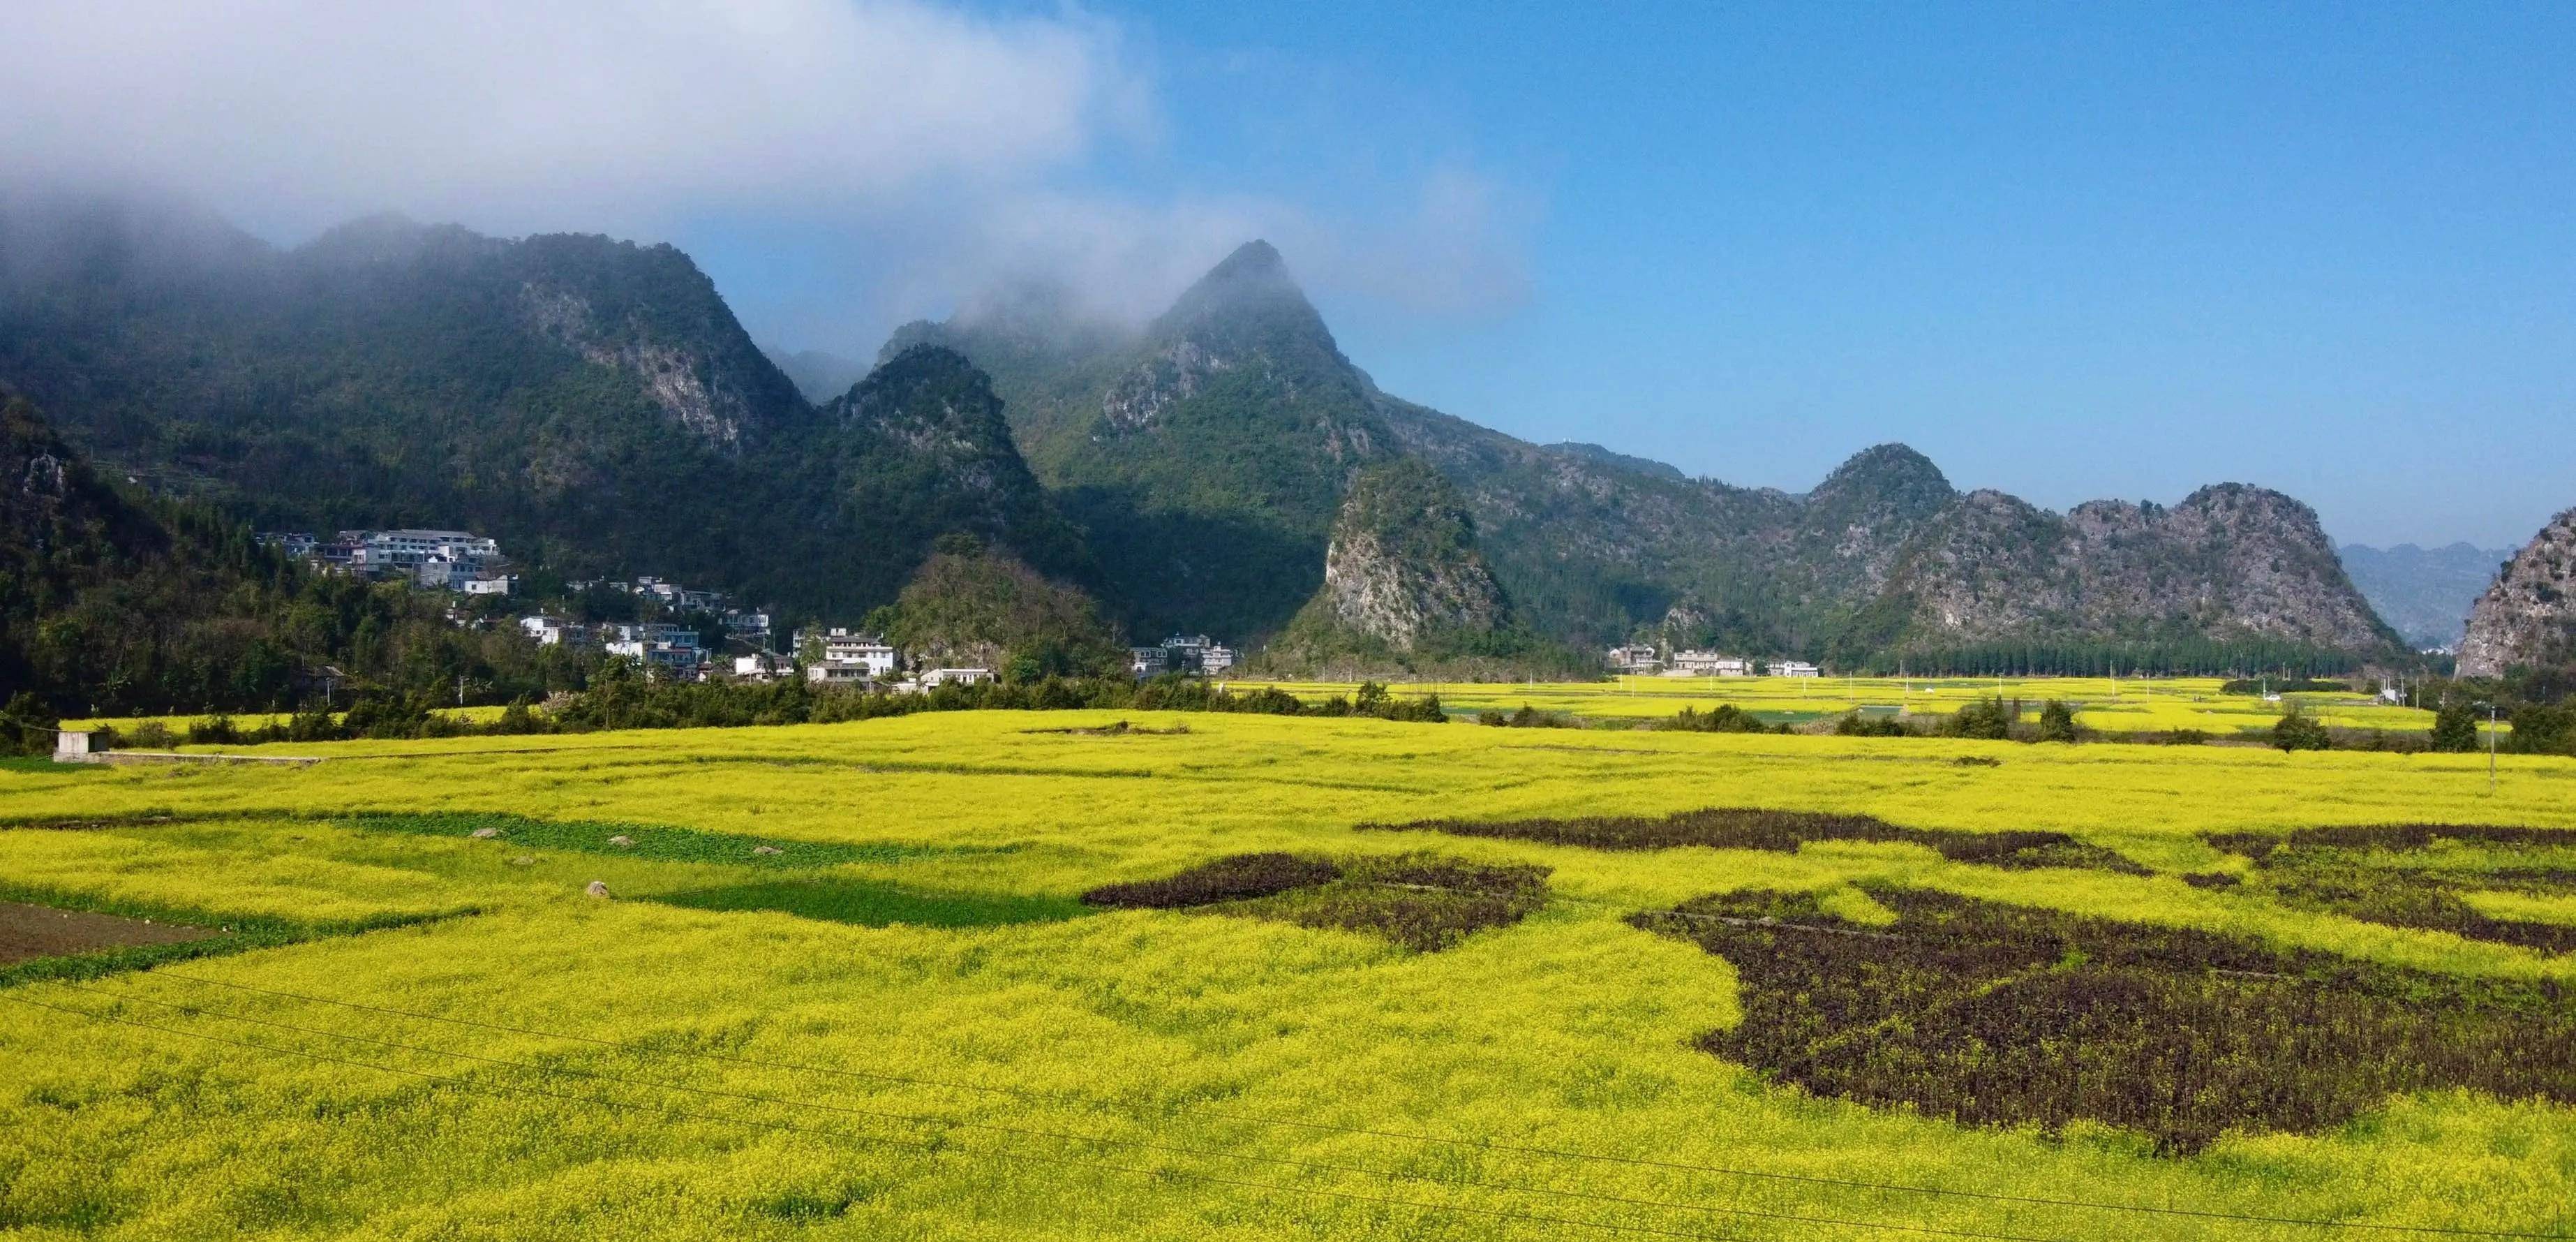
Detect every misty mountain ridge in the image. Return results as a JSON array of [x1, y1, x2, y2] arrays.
[[1, 192, 2409, 669], [0, 193, 1085, 620], [896, 241, 2400, 663]]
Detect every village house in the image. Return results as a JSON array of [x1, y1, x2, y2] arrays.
[[734, 653, 784, 681], [810, 628, 897, 677], [1200, 644, 1237, 674], [517, 616, 595, 647], [1770, 659, 1822, 678], [1607, 644, 1661, 674], [602, 622, 704, 677], [1129, 646, 1168, 676], [920, 667, 994, 688], [1668, 650, 1752, 677], [805, 661, 871, 686]]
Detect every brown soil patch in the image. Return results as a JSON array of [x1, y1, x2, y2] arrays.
[[0, 901, 221, 966]]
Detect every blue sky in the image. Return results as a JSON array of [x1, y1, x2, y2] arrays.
[[1060, 1, 2571, 549], [12, 1, 2568, 548]]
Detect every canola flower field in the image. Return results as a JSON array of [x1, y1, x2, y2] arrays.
[[61, 704, 512, 735], [1237, 675, 2449, 734], [3, 711, 2573, 1241]]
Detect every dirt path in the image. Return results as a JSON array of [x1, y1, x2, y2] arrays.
[[0, 901, 220, 966]]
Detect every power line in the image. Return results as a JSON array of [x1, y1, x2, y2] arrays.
[[43, 979, 2057, 1242], [136, 969, 2572, 1239]]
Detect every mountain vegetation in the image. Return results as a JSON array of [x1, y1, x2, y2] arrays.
[[1266, 459, 1570, 674], [868, 535, 1124, 681], [898, 242, 2403, 668], [1, 192, 2417, 679], [888, 242, 1392, 640], [0, 194, 1085, 623], [2457, 509, 2576, 681], [0, 390, 585, 723]]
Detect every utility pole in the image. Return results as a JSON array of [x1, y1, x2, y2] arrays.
[[2488, 701, 2499, 795]]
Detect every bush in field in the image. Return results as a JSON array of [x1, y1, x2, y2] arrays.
[[2036, 700, 2079, 743], [1481, 704, 1574, 728], [2430, 702, 2481, 753], [1831, 711, 1912, 737], [1942, 695, 2019, 740], [2272, 706, 2332, 752], [2509, 703, 2575, 756], [186, 714, 240, 746], [1658, 704, 1772, 733], [0, 692, 57, 755]]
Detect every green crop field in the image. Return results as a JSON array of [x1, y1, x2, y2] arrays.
[[4, 711, 2573, 1241]]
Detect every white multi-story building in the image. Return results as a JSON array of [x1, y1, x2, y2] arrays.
[[921, 667, 993, 688], [519, 616, 594, 647], [460, 575, 515, 596], [1607, 644, 1662, 674], [807, 629, 893, 675], [1199, 644, 1237, 674], [1770, 659, 1822, 678], [1669, 650, 1751, 677]]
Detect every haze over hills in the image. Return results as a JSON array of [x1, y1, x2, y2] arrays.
[[0, 193, 1088, 619], [896, 239, 2402, 665], [3, 193, 2409, 670], [2335, 542, 2513, 651]]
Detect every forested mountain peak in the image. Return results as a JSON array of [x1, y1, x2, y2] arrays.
[[1810, 443, 1954, 510]]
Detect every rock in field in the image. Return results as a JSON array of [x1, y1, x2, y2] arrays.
[[608, 834, 634, 848], [752, 845, 782, 856], [585, 880, 611, 899], [470, 827, 500, 839]]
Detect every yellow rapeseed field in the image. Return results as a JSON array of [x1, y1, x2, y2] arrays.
[[3, 711, 2572, 1241], [1237, 674, 2456, 734]]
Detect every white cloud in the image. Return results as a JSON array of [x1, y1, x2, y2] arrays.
[[1, 0, 1535, 343], [1, 0, 1142, 233]]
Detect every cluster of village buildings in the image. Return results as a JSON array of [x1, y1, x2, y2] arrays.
[[260, 528, 1261, 690], [1131, 635, 1237, 677], [261, 528, 516, 593], [1605, 644, 1821, 679]]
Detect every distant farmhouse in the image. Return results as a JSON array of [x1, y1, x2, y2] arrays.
[[1668, 650, 1753, 677], [1158, 634, 1238, 675], [1770, 659, 1822, 678], [1607, 644, 1662, 674]]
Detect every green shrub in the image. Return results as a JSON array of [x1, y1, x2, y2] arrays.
[[2429, 703, 2480, 753], [2271, 706, 2331, 752]]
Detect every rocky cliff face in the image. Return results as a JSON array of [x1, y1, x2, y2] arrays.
[[1886, 485, 2397, 650], [2458, 510, 2576, 677], [1296, 459, 1508, 652]]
